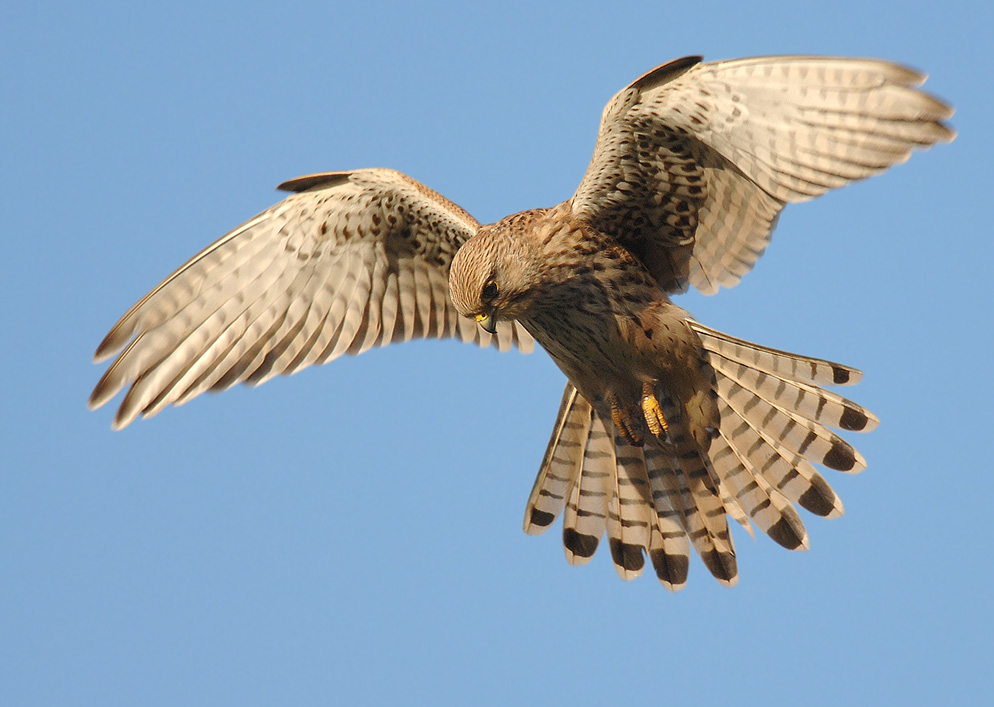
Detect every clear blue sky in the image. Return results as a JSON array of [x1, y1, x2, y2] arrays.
[[3, 1, 989, 704]]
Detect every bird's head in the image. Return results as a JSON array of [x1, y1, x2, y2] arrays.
[[449, 214, 543, 334]]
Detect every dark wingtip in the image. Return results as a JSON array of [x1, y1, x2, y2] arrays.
[[87, 386, 103, 410], [276, 171, 352, 193], [88, 367, 118, 411], [631, 55, 703, 93], [92, 326, 129, 364], [93, 338, 114, 363]]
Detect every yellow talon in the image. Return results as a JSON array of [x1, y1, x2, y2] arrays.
[[641, 382, 670, 439], [609, 392, 644, 447]]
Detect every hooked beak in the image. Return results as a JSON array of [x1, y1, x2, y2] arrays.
[[475, 308, 498, 334]]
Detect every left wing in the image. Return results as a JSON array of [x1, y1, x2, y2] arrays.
[[571, 55, 955, 294]]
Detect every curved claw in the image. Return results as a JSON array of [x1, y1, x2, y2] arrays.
[[641, 382, 670, 441], [609, 392, 645, 447]]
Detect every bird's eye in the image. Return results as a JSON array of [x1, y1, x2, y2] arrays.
[[482, 280, 499, 301]]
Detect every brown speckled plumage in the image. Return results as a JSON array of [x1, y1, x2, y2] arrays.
[[91, 55, 954, 589]]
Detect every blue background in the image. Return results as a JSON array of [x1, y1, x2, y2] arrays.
[[3, 1, 989, 704]]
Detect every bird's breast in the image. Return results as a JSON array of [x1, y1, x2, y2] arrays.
[[520, 269, 664, 405]]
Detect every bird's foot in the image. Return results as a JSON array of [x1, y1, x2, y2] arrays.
[[641, 382, 671, 442], [609, 392, 645, 447]]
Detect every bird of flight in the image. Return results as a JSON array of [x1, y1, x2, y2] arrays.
[[90, 55, 954, 590]]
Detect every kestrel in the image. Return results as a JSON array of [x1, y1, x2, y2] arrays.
[[90, 55, 954, 589]]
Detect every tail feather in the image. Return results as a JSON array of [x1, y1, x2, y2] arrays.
[[697, 324, 868, 526], [523, 386, 591, 534], [524, 322, 870, 588], [718, 374, 866, 473], [714, 391, 846, 520], [656, 448, 737, 585], [562, 413, 614, 565], [689, 322, 863, 387], [606, 438, 653, 580], [680, 455, 738, 585], [711, 431, 810, 550], [647, 522, 691, 592], [653, 395, 738, 585], [707, 350, 878, 432], [707, 447, 752, 535], [715, 374, 866, 473], [642, 443, 692, 590]]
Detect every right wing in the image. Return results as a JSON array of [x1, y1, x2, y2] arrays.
[[90, 168, 533, 429]]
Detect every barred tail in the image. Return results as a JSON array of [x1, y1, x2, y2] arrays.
[[523, 324, 876, 589], [524, 383, 738, 589], [688, 321, 877, 534]]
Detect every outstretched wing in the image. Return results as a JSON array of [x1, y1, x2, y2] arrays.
[[571, 55, 955, 294], [90, 168, 533, 429]]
